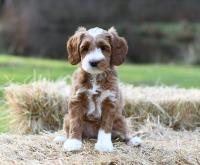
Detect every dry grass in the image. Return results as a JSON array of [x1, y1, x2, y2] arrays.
[[4, 80, 69, 134], [2, 80, 200, 164], [4, 80, 200, 134], [121, 83, 200, 130], [0, 120, 199, 165]]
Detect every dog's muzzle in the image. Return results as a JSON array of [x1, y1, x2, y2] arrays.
[[89, 60, 101, 67]]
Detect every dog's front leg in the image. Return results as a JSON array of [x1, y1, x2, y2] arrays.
[[63, 93, 87, 151], [95, 98, 116, 152]]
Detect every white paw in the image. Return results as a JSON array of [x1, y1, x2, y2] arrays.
[[53, 135, 66, 143], [95, 141, 114, 152], [128, 136, 143, 146], [95, 129, 114, 152], [63, 139, 82, 151]]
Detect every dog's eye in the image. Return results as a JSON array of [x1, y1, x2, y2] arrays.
[[100, 45, 108, 51], [81, 45, 89, 53]]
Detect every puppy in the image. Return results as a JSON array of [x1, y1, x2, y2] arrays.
[[56, 27, 142, 152]]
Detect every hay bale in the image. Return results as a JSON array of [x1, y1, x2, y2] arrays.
[[5, 80, 69, 134], [121, 84, 200, 130], [4, 81, 200, 134], [0, 120, 199, 165]]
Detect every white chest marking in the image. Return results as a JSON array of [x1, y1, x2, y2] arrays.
[[89, 76, 99, 95], [87, 76, 116, 118], [87, 76, 99, 116]]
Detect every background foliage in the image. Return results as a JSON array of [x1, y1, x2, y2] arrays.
[[0, 0, 200, 63]]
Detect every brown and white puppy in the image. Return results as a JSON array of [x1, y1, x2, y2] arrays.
[[56, 27, 142, 152]]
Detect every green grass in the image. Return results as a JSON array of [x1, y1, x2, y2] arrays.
[[0, 55, 75, 84], [119, 64, 200, 88], [0, 104, 10, 132], [1, 54, 200, 132], [1, 55, 200, 88]]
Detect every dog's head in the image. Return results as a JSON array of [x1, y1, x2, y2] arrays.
[[67, 27, 128, 74]]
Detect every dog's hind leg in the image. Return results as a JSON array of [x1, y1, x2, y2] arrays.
[[112, 115, 142, 146], [112, 115, 129, 141]]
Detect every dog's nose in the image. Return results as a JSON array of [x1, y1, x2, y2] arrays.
[[89, 61, 99, 67]]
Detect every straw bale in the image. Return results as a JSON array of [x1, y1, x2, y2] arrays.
[[4, 81, 200, 134]]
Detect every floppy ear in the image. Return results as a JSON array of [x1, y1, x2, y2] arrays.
[[66, 27, 86, 65], [108, 27, 128, 66]]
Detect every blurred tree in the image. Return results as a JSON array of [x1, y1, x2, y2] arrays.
[[0, 0, 5, 14], [0, 0, 200, 64]]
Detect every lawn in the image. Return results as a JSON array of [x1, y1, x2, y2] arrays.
[[1, 55, 200, 88], [0, 54, 200, 132]]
